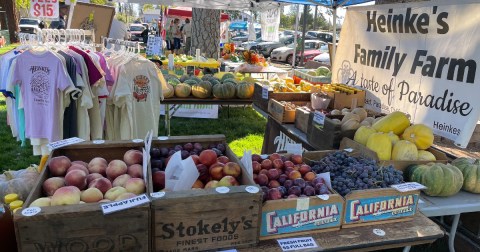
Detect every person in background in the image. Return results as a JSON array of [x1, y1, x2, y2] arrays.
[[39, 21, 45, 29], [166, 20, 174, 54], [172, 18, 182, 54], [141, 26, 149, 45], [183, 18, 192, 55]]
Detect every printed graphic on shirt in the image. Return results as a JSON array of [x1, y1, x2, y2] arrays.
[[133, 75, 150, 102], [29, 66, 51, 106]]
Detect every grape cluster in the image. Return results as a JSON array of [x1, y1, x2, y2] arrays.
[[311, 151, 404, 196]]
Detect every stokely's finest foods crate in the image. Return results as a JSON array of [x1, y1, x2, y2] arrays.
[[148, 135, 262, 252], [294, 107, 311, 134], [14, 141, 151, 252], [254, 83, 311, 112]]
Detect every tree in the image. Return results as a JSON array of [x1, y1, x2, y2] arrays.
[[15, 0, 29, 17], [143, 4, 155, 13], [90, 0, 107, 5], [0, 0, 20, 43], [192, 8, 220, 59]]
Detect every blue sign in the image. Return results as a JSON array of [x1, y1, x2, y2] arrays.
[[344, 194, 418, 224], [261, 203, 343, 237]]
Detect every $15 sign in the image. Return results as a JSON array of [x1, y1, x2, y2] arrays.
[[30, 0, 59, 19]]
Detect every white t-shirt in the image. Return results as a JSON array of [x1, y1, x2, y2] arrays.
[[183, 23, 192, 38]]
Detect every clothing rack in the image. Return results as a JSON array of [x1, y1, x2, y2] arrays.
[[18, 29, 95, 45], [101, 37, 141, 53]]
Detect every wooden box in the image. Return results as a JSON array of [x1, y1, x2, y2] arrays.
[[306, 113, 356, 150], [14, 141, 151, 252], [253, 83, 311, 113], [294, 107, 311, 134], [326, 90, 366, 109], [339, 138, 449, 172], [268, 99, 309, 124], [148, 135, 262, 252]]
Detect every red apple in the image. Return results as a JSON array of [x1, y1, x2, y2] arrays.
[[199, 150, 217, 166], [261, 159, 273, 170], [105, 186, 127, 201], [127, 164, 143, 178], [65, 169, 87, 190], [48, 156, 71, 176], [123, 149, 143, 166], [269, 153, 281, 161], [81, 188, 103, 203], [50, 186, 81, 206], [204, 180, 219, 189], [89, 177, 112, 194], [43, 177, 65, 196], [272, 159, 284, 170], [112, 174, 132, 187], [88, 157, 108, 176], [115, 192, 137, 201], [291, 154, 303, 165], [106, 160, 128, 180], [152, 171, 165, 191], [125, 178, 145, 194], [72, 160, 88, 168], [192, 180, 204, 189], [252, 161, 262, 174], [209, 162, 225, 180], [222, 162, 241, 178], [218, 176, 239, 187]]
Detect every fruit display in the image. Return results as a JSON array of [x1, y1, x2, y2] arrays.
[[451, 158, 480, 193], [306, 66, 332, 78], [311, 151, 404, 196], [150, 142, 242, 191], [352, 111, 436, 161], [0, 166, 40, 204], [251, 153, 330, 202], [242, 50, 267, 67], [407, 163, 463, 197], [34, 151, 146, 207], [317, 83, 363, 95]]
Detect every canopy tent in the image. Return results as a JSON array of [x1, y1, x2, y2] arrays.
[[126, 0, 284, 11], [166, 7, 230, 22]]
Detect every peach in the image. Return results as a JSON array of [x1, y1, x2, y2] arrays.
[[50, 186, 81, 206], [209, 162, 225, 180], [65, 170, 87, 190], [115, 192, 137, 201], [127, 164, 143, 178], [30, 197, 51, 207], [299, 165, 312, 175], [218, 176, 239, 187], [112, 174, 132, 187], [217, 156, 230, 164], [222, 162, 241, 178], [204, 180, 219, 189], [192, 180, 204, 189], [99, 199, 112, 203], [72, 160, 88, 168], [67, 164, 89, 176], [288, 170, 302, 180], [81, 188, 103, 203], [88, 157, 108, 175], [43, 177, 65, 196], [48, 156, 71, 176], [86, 173, 104, 185], [291, 154, 303, 164], [89, 178, 112, 194], [125, 178, 145, 194], [106, 160, 128, 180], [105, 186, 127, 201], [124, 149, 143, 166], [199, 150, 217, 166], [304, 172, 316, 182]]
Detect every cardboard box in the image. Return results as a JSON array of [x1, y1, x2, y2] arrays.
[[339, 137, 449, 172], [309, 88, 366, 110], [148, 135, 262, 252], [14, 141, 151, 252], [268, 99, 309, 123], [294, 107, 311, 133], [306, 113, 356, 150], [253, 83, 311, 112]]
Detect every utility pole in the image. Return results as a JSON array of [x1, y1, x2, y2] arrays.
[[313, 6, 318, 30]]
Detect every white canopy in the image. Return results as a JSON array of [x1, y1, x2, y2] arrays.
[[126, 0, 282, 11]]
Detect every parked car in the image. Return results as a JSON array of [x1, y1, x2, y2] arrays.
[[280, 30, 295, 37], [271, 40, 327, 64], [231, 31, 261, 46], [313, 52, 331, 65], [306, 31, 337, 43], [241, 37, 266, 50], [128, 24, 145, 41], [19, 18, 41, 34], [256, 36, 295, 57]]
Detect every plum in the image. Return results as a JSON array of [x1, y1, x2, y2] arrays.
[[216, 144, 226, 154], [283, 180, 294, 189], [160, 147, 169, 157], [211, 148, 222, 157], [151, 159, 163, 169], [193, 143, 203, 152], [168, 150, 176, 157], [303, 185, 315, 196], [181, 150, 190, 160], [251, 154, 262, 162], [150, 148, 161, 159], [208, 144, 217, 149], [277, 186, 287, 196], [267, 169, 280, 180], [315, 183, 329, 195], [174, 145, 183, 152], [294, 178, 306, 189], [256, 174, 269, 186], [268, 180, 281, 188], [278, 174, 288, 185], [184, 143, 193, 151], [287, 194, 298, 199], [288, 186, 302, 196], [268, 188, 282, 200]]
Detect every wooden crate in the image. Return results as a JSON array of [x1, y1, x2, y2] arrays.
[[268, 99, 309, 123], [148, 135, 262, 252], [14, 141, 151, 252], [306, 113, 356, 150], [253, 83, 311, 112], [294, 107, 311, 134]]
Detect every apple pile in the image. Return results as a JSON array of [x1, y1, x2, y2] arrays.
[[30, 150, 146, 207], [252, 153, 330, 202], [150, 143, 242, 191]]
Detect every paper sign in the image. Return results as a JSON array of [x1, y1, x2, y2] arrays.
[[296, 197, 310, 211], [93, 140, 105, 144], [30, 0, 59, 19], [47, 137, 85, 151], [165, 152, 199, 191], [101, 194, 150, 215], [391, 182, 427, 192], [241, 150, 253, 179], [216, 186, 230, 194], [313, 111, 325, 127], [316, 172, 333, 191], [262, 85, 269, 99], [277, 237, 318, 251], [285, 143, 302, 155], [142, 148, 149, 184]]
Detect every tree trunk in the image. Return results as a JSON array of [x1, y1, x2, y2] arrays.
[[0, 0, 19, 43], [192, 8, 220, 59], [376, 0, 429, 4]]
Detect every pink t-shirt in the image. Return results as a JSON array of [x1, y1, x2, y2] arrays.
[[12, 50, 73, 142]]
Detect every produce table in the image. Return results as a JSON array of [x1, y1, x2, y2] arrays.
[[262, 114, 315, 154], [222, 60, 288, 78], [160, 59, 220, 68], [239, 213, 444, 252], [417, 191, 480, 252], [162, 98, 253, 136]]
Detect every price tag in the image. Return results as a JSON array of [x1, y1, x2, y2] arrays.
[[216, 186, 230, 194], [132, 139, 144, 143], [101, 194, 150, 215], [30, 0, 59, 19], [285, 143, 303, 155], [21, 207, 41, 217], [150, 192, 166, 198], [262, 85, 269, 99], [93, 140, 105, 144], [313, 111, 325, 128], [47, 137, 85, 151], [373, 228, 386, 236], [245, 186, 260, 194], [296, 197, 310, 211], [390, 182, 427, 192], [158, 136, 168, 140], [277, 237, 318, 251], [317, 194, 330, 201]]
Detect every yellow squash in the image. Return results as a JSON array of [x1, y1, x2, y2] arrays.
[[354, 126, 377, 145], [418, 150, 436, 161], [372, 111, 410, 135], [402, 124, 434, 150], [366, 132, 392, 160], [392, 140, 418, 161]]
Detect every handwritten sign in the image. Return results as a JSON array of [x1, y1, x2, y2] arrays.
[[101, 194, 150, 215], [262, 85, 269, 99], [47, 137, 85, 151], [391, 182, 427, 192], [277, 237, 318, 251], [313, 111, 326, 127], [30, 0, 59, 19]]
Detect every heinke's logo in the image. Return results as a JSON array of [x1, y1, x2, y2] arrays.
[[159, 217, 253, 239], [265, 205, 339, 234], [349, 195, 415, 221]]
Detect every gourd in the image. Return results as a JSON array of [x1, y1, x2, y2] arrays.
[[402, 124, 434, 150], [418, 150, 436, 161], [341, 108, 351, 115], [191, 81, 212, 98], [372, 111, 410, 135], [330, 109, 342, 116], [352, 108, 368, 121], [366, 132, 392, 160], [221, 73, 235, 82], [0, 166, 40, 203], [236, 82, 254, 99], [341, 119, 360, 131], [363, 117, 375, 124], [360, 120, 371, 127], [408, 163, 463, 197], [332, 119, 341, 124], [387, 132, 400, 145], [174, 83, 192, 98], [354, 126, 377, 145], [163, 83, 175, 98], [341, 113, 360, 124], [451, 158, 480, 193], [213, 83, 236, 99], [180, 75, 190, 82], [392, 140, 418, 161]]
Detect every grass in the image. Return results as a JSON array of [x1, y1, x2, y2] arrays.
[[0, 44, 19, 55]]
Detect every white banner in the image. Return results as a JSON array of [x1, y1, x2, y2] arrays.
[[160, 104, 219, 119], [333, 0, 480, 148], [30, 0, 59, 19], [261, 7, 280, 42]]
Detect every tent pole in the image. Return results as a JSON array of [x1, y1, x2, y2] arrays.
[[332, 6, 337, 67], [291, 4, 300, 68], [313, 6, 318, 30], [300, 4, 307, 66]]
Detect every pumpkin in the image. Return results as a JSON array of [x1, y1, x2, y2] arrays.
[[354, 126, 377, 145], [221, 73, 235, 82], [341, 113, 360, 124], [174, 83, 192, 98], [418, 150, 436, 161], [213, 83, 236, 99], [202, 74, 213, 81], [223, 78, 238, 85], [363, 117, 375, 124], [330, 109, 342, 116], [372, 111, 410, 135], [236, 82, 254, 99], [341, 119, 361, 131], [352, 108, 368, 121], [408, 163, 463, 197], [366, 132, 392, 160], [189, 76, 202, 84], [392, 140, 418, 161], [341, 108, 351, 115], [167, 77, 181, 87], [192, 81, 212, 98], [451, 158, 480, 193], [0, 166, 40, 203], [163, 83, 175, 98], [179, 75, 190, 82], [402, 124, 434, 150], [360, 120, 371, 127], [387, 132, 400, 145], [184, 79, 198, 86]]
